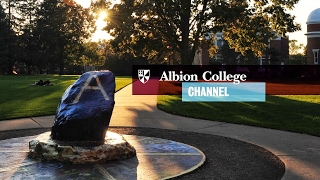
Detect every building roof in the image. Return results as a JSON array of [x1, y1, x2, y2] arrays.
[[307, 8, 320, 24]]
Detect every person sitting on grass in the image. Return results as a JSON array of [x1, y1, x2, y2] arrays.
[[34, 80, 52, 86], [43, 80, 51, 85], [36, 80, 44, 86]]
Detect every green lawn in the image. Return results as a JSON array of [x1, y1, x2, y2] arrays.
[[0, 75, 132, 120], [2, 75, 320, 137], [157, 95, 320, 137]]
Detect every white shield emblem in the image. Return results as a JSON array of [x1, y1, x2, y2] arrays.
[[138, 69, 150, 84]]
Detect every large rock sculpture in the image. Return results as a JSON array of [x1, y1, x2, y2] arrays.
[[51, 71, 115, 142]]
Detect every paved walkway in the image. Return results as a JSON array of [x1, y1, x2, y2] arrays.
[[0, 83, 320, 180]]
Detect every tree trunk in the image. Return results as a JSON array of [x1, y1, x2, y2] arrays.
[[188, 0, 209, 65], [6, 61, 13, 74], [59, 45, 64, 75], [180, 1, 191, 65]]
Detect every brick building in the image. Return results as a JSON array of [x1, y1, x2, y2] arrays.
[[269, 36, 289, 62], [305, 8, 320, 65], [193, 32, 289, 65]]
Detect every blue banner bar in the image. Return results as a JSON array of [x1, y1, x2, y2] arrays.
[[182, 82, 265, 102]]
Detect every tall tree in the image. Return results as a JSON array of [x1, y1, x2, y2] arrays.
[[0, 4, 10, 74], [0, 0, 19, 74], [286, 39, 307, 64], [105, 0, 300, 65], [34, 0, 92, 74], [76, 42, 106, 67], [14, 0, 42, 73], [289, 39, 305, 55]]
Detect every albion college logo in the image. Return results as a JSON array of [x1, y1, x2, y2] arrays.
[[138, 69, 150, 84]]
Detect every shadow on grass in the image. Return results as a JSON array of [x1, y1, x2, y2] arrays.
[[157, 95, 320, 137], [0, 75, 131, 120], [0, 75, 79, 120]]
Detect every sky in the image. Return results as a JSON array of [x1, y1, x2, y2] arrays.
[[288, 0, 320, 45]]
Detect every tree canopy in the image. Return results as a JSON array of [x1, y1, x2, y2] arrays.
[[105, 0, 301, 65], [0, 0, 303, 74], [34, 0, 93, 74], [0, 0, 98, 74], [0, 4, 10, 73], [289, 39, 305, 55]]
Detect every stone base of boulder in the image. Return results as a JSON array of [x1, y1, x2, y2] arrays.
[[28, 131, 136, 164]]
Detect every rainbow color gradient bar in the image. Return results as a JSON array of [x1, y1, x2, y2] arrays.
[[182, 82, 266, 102]]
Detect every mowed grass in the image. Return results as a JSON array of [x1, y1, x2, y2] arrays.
[[157, 95, 320, 137], [0, 75, 132, 120]]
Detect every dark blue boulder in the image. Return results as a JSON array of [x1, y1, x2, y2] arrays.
[[51, 71, 115, 141]]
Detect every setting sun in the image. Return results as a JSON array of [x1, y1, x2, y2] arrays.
[[95, 11, 107, 28], [92, 11, 113, 42], [63, 0, 119, 42]]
